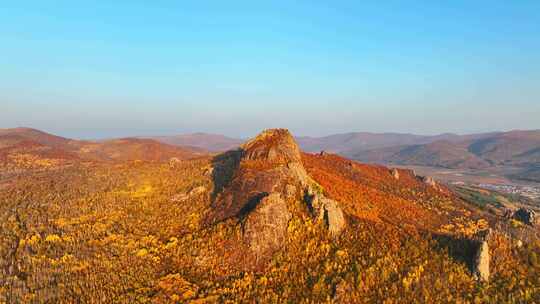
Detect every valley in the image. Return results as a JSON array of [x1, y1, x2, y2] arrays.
[[389, 165, 540, 203]]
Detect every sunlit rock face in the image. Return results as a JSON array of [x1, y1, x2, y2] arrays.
[[242, 193, 291, 261], [391, 168, 400, 180], [422, 176, 437, 187], [472, 229, 491, 282], [305, 187, 346, 237], [473, 240, 490, 282], [241, 129, 303, 164], [207, 129, 347, 263]]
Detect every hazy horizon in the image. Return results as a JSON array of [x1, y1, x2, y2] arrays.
[[2, 1, 540, 138], [3, 125, 540, 141]]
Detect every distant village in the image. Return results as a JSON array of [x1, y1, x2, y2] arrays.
[[451, 181, 540, 202]]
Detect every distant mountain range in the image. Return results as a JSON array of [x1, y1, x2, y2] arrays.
[[147, 130, 540, 168], [351, 130, 540, 168], [147, 130, 540, 182], [145, 131, 496, 154], [3, 128, 539, 182], [296, 132, 500, 156], [144, 133, 243, 152], [297, 130, 540, 182]]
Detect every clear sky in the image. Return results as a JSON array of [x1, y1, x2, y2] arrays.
[[1, 1, 539, 138]]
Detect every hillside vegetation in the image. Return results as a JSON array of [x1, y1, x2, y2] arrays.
[[0, 128, 203, 174], [1, 129, 539, 303]]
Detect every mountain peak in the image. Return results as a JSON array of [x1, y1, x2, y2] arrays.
[[207, 129, 346, 267], [241, 128, 301, 164]]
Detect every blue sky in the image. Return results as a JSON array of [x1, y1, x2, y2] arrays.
[[1, 1, 539, 138]]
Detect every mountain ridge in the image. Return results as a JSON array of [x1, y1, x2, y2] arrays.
[[143, 130, 540, 182], [353, 131, 540, 171], [0, 127, 205, 166], [145, 130, 534, 155]]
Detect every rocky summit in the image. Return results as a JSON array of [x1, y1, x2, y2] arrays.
[[207, 129, 346, 264], [241, 128, 303, 164]]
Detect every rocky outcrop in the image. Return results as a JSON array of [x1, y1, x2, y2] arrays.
[[306, 187, 346, 237], [419, 175, 446, 192], [472, 229, 491, 282], [391, 168, 400, 180], [473, 240, 490, 282], [169, 157, 181, 167], [285, 184, 297, 199], [512, 208, 537, 226], [286, 161, 314, 187], [242, 193, 291, 260], [208, 129, 347, 262], [172, 186, 207, 202], [318, 197, 346, 236], [422, 176, 437, 187], [241, 129, 302, 164]]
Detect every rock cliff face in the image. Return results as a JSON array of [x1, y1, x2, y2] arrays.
[[241, 129, 303, 164], [472, 229, 491, 282], [242, 193, 291, 261], [208, 129, 347, 262], [306, 187, 346, 237], [419, 175, 447, 192], [473, 241, 490, 282]]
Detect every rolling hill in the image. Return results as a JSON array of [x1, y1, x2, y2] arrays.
[[468, 130, 540, 166], [0, 127, 78, 149], [0, 128, 205, 170], [352, 131, 540, 172], [353, 141, 491, 169], [77, 138, 206, 162], [512, 165, 540, 183]]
